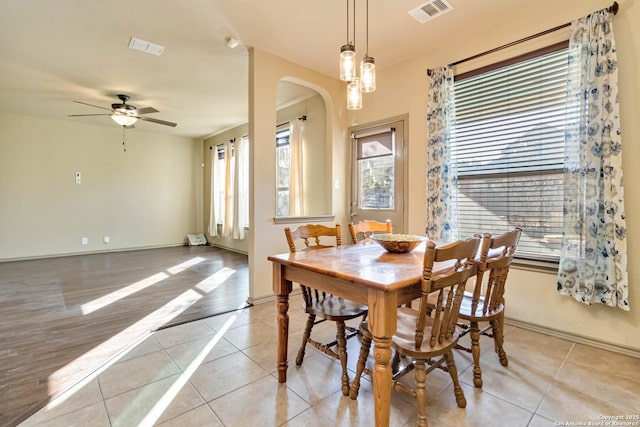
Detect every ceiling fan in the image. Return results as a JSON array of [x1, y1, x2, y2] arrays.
[[68, 94, 177, 128]]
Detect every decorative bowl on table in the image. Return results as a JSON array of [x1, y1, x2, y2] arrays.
[[369, 233, 426, 253]]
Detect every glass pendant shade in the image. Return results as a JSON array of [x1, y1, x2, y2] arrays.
[[111, 114, 138, 127], [360, 56, 376, 92], [347, 78, 362, 110], [340, 44, 356, 81]]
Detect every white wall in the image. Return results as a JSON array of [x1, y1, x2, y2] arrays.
[[0, 112, 203, 260], [345, 0, 640, 352]]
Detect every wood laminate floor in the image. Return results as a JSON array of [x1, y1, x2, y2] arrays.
[[0, 246, 249, 426]]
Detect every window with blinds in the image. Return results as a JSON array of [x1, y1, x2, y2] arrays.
[[453, 45, 570, 261]]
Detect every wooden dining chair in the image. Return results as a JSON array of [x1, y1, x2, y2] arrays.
[[284, 223, 369, 396], [349, 237, 480, 427], [456, 228, 521, 388], [348, 219, 393, 244]]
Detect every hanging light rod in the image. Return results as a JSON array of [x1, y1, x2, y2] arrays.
[[360, 0, 376, 93], [340, 0, 357, 82]]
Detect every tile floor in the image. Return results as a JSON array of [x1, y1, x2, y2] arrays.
[[20, 295, 640, 426]]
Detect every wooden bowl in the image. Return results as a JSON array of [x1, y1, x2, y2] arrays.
[[369, 233, 425, 253]]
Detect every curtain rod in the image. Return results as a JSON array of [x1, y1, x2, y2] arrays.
[[277, 115, 307, 128], [427, 1, 618, 76]]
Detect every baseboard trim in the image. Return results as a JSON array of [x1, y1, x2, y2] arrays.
[[246, 288, 302, 306], [505, 317, 640, 358], [0, 243, 187, 263], [210, 243, 248, 255]]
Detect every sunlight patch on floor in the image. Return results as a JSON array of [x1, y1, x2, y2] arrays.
[[49, 262, 240, 403], [195, 267, 235, 293], [80, 257, 206, 315], [166, 256, 205, 275], [138, 312, 240, 426], [50, 288, 204, 396], [81, 272, 169, 315]]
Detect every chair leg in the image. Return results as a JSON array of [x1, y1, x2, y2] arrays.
[[469, 321, 483, 388], [491, 319, 508, 367], [414, 359, 429, 427], [296, 313, 315, 366], [445, 350, 466, 408], [336, 321, 350, 396], [349, 328, 372, 399]]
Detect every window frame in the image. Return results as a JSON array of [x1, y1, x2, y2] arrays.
[[275, 125, 291, 218]]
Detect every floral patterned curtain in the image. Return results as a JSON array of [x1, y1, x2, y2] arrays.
[[557, 8, 628, 310], [425, 66, 458, 242]]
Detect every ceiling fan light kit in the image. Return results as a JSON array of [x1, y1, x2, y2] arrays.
[[69, 94, 177, 128], [111, 114, 138, 127]]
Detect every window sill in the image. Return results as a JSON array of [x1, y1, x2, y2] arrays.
[[273, 214, 335, 224], [512, 257, 559, 274]]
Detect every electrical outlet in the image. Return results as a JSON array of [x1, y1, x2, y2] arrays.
[[103, 236, 110, 244], [81, 237, 88, 245], [75, 172, 81, 184]]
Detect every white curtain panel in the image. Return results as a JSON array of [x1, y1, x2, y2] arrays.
[[208, 148, 218, 237], [289, 120, 304, 217], [222, 139, 234, 237], [232, 137, 248, 239]]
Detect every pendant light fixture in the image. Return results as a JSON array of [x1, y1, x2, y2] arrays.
[[339, 0, 375, 110], [347, 77, 362, 110], [359, 0, 376, 93], [339, 0, 356, 82]]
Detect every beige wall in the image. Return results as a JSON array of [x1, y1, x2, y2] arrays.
[[202, 93, 328, 254], [248, 49, 349, 302], [344, 0, 640, 352], [277, 94, 329, 216], [0, 112, 203, 260]]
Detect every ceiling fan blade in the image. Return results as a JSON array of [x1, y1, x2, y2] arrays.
[[73, 100, 112, 111], [68, 114, 111, 117], [137, 116, 177, 127], [136, 107, 159, 115]]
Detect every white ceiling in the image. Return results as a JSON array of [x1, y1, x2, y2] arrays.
[[0, 0, 612, 139]]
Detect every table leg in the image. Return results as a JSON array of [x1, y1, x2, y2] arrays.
[[368, 289, 398, 427], [273, 264, 291, 383]]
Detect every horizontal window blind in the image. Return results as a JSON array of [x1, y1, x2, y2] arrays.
[[356, 130, 394, 160], [453, 47, 570, 260], [276, 128, 290, 147]]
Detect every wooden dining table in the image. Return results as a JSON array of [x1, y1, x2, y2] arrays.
[[268, 239, 438, 427]]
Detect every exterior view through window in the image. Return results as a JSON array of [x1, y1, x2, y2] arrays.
[[453, 45, 570, 261], [356, 129, 395, 210], [276, 127, 291, 217], [350, 119, 405, 232]]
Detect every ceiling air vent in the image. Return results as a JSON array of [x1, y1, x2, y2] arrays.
[[408, 0, 454, 24]]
